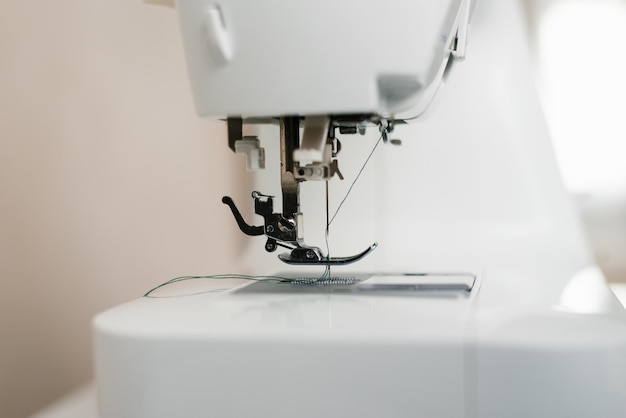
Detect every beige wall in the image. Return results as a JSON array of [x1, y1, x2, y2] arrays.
[[0, 1, 247, 417]]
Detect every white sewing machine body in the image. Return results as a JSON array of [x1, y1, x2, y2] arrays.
[[177, 0, 469, 117], [96, 270, 626, 418], [95, 0, 626, 416]]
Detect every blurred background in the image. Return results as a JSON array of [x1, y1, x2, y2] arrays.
[[0, 0, 624, 417], [0, 1, 248, 417], [526, 0, 626, 283]]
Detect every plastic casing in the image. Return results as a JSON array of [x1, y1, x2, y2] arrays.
[[175, 0, 465, 117]]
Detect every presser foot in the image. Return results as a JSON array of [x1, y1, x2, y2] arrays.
[[222, 193, 377, 266], [278, 242, 378, 266]]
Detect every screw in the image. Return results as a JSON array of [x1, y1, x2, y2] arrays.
[[357, 123, 367, 135], [266, 225, 274, 234], [306, 250, 316, 259]]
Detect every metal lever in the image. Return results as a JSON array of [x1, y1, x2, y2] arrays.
[[221, 196, 265, 236]]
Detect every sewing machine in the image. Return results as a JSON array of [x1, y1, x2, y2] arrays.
[[94, 0, 626, 417]]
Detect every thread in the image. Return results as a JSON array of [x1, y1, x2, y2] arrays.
[[143, 273, 362, 298], [145, 128, 383, 297], [322, 133, 383, 275]]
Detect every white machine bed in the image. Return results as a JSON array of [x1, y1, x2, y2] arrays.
[[95, 271, 626, 418]]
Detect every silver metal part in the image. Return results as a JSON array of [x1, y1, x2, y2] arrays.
[[378, 118, 394, 143], [294, 144, 343, 181]]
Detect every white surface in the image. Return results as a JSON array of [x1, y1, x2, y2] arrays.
[[32, 281, 626, 418], [95, 275, 473, 418], [95, 274, 626, 418], [175, 0, 465, 117], [40, 281, 626, 418], [535, 0, 626, 193], [611, 283, 626, 309], [203, 6, 233, 64], [29, 383, 98, 418]]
